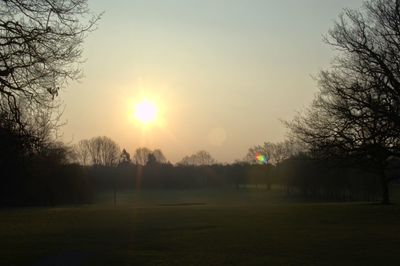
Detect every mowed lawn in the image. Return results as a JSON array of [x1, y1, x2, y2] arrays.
[[0, 190, 399, 266]]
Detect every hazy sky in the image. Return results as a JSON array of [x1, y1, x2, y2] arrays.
[[61, 0, 364, 163]]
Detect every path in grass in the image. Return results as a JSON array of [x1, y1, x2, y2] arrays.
[[0, 191, 399, 265]]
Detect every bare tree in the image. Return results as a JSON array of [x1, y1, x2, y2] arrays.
[[119, 149, 131, 165], [92, 136, 120, 166], [1, 99, 63, 156], [133, 147, 152, 166], [178, 150, 217, 166], [132, 147, 167, 165], [74, 136, 120, 166], [288, 0, 400, 204], [0, 0, 100, 129], [152, 149, 167, 164], [244, 140, 300, 165], [243, 145, 268, 165], [73, 139, 91, 165], [322, 0, 400, 129]]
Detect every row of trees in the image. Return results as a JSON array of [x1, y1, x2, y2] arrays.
[[66, 134, 389, 203], [79, 152, 385, 203], [1, 125, 392, 206], [1, 0, 399, 205], [70, 132, 309, 168], [72, 137, 220, 167], [71, 137, 304, 168]]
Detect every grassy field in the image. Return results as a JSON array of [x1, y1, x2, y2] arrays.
[[0, 189, 400, 266]]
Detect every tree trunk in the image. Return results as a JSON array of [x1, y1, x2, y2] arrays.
[[380, 170, 390, 205], [113, 178, 117, 208]]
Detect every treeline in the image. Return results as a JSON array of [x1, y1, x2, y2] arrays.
[[1, 133, 395, 207], [2, 127, 397, 207], [0, 132, 93, 207], [1, 157, 393, 207], [90, 163, 270, 191], [89, 157, 385, 202], [278, 155, 383, 201]]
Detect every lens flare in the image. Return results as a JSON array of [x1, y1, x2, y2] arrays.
[[256, 153, 268, 165]]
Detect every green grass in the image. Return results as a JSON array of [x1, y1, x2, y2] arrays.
[[0, 189, 399, 265]]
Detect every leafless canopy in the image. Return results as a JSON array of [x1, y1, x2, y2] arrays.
[[0, 0, 100, 126], [287, 0, 400, 203], [132, 147, 167, 166], [178, 150, 217, 166], [244, 140, 302, 165], [289, 0, 400, 161], [74, 136, 120, 166]]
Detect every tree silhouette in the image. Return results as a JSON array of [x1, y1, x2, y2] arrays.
[[152, 149, 167, 164], [178, 150, 217, 166], [288, 0, 400, 204], [119, 149, 131, 165], [0, 0, 100, 127], [146, 153, 158, 166], [0, 0, 100, 195], [133, 147, 152, 165], [133, 147, 167, 165], [74, 139, 91, 165], [244, 140, 300, 165], [74, 136, 120, 166]]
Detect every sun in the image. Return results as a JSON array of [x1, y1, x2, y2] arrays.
[[134, 100, 158, 125]]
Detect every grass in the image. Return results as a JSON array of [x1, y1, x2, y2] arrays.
[[0, 189, 399, 265]]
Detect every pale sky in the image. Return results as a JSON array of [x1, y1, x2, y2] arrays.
[[61, 0, 364, 163]]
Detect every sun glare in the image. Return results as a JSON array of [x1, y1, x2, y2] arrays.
[[134, 100, 158, 125]]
